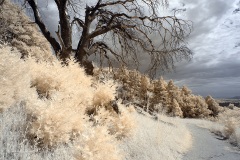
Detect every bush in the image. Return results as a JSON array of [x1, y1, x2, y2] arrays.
[[205, 96, 220, 116]]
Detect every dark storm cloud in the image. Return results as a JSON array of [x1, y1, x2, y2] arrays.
[[164, 0, 240, 98], [171, 0, 234, 39]]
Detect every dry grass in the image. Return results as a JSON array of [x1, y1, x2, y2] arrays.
[[0, 46, 32, 111], [120, 112, 192, 160], [0, 0, 53, 61], [0, 45, 134, 159], [0, 103, 74, 160]]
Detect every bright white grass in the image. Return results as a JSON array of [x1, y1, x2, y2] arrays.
[[119, 112, 192, 160], [0, 103, 73, 160]]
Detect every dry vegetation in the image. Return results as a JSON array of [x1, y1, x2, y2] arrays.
[[0, 2, 135, 156], [0, 1, 53, 61], [120, 113, 192, 160], [210, 105, 240, 148], [0, 44, 137, 159], [94, 68, 221, 118]]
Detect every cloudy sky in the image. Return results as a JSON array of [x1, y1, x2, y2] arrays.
[[164, 0, 240, 98], [21, 0, 240, 98]]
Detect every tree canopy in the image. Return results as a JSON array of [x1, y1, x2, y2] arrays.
[[25, 0, 192, 76]]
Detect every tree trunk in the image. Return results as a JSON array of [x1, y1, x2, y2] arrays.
[[82, 60, 94, 75], [58, 2, 72, 52], [59, 48, 71, 62], [75, 44, 94, 75]]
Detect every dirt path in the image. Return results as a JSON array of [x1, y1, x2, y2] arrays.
[[183, 121, 240, 160]]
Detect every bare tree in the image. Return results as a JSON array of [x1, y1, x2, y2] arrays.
[[26, 0, 192, 76]]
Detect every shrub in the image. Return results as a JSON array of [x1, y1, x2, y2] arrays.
[[92, 81, 116, 107], [223, 119, 236, 139], [211, 107, 240, 148], [205, 95, 220, 116], [228, 103, 235, 109], [73, 126, 122, 160]]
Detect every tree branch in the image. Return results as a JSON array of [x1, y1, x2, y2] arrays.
[[27, 0, 61, 54], [56, 25, 65, 49], [89, 24, 135, 39], [72, 17, 85, 28], [99, 0, 134, 8]]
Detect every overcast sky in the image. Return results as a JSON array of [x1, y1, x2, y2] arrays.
[[164, 0, 240, 98], [22, 0, 240, 98]]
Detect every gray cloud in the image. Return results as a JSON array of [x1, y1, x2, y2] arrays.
[[165, 0, 240, 98], [177, 0, 234, 39]]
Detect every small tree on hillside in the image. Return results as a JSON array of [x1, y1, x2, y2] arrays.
[[192, 96, 211, 118], [166, 80, 180, 100], [180, 86, 194, 117], [171, 98, 183, 117], [24, 0, 192, 75], [139, 75, 151, 105], [150, 77, 168, 112], [181, 86, 192, 96], [180, 86, 212, 118], [166, 80, 181, 115]]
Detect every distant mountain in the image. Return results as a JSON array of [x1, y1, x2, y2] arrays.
[[230, 96, 240, 99]]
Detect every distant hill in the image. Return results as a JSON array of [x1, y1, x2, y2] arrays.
[[216, 97, 240, 107], [230, 96, 240, 99]]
